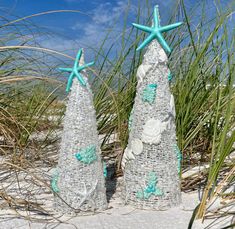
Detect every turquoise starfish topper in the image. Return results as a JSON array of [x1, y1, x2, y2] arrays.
[[59, 49, 94, 92], [132, 5, 182, 53]]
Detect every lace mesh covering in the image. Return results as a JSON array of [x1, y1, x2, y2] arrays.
[[54, 52, 107, 215], [122, 40, 181, 210]]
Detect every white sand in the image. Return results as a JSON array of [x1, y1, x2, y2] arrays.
[[0, 191, 234, 229]]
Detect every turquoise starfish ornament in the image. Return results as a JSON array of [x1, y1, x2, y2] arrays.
[[59, 49, 94, 92], [132, 5, 182, 53]]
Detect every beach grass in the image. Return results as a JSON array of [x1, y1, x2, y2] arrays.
[[0, 0, 234, 224]]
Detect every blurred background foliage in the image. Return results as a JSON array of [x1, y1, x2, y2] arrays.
[[0, 0, 234, 224]]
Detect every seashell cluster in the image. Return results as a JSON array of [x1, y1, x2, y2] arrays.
[[122, 116, 174, 169]]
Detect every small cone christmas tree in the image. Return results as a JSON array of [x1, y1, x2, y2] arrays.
[[122, 5, 182, 210], [52, 49, 107, 214]]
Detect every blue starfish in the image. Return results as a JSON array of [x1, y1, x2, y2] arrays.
[[59, 49, 94, 92], [132, 5, 182, 53]]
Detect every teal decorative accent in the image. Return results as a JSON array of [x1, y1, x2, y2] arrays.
[[51, 171, 59, 193], [142, 84, 157, 104], [103, 162, 107, 177], [174, 144, 182, 174], [128, 108, 134, 131], [75, 145, 97, 164], [136, 172, 163, 199], [132, 5, 183, 53], [59, 49, 95, 92], [168, 72, 173, 82]]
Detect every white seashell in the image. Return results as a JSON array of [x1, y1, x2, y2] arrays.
[[121, 138, 144, 169], [123, 152, 128, 160], [159, 48, 168, 63], [126, 148, 135, 160], [121, 146, 135, 170], [141, 119, 168, 144], [170, 94, 176, 118], [131, 138, 143, 155], [137, 64, 152, 83], [121, 155, 126, 170]]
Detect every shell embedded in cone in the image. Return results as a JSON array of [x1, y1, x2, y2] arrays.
[[121, 138, 144, 169], [131, 138, 143, 155], [141, 118, 169, 145], [137, 64, 152, 83]]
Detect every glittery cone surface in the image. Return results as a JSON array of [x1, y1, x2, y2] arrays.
[[54, 67, 107, 214], [123, 40, 181, 209]]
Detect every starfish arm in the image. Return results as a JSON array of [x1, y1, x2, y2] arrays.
[[159, 22, 183, 33], [136, 33, 155, 51], [78, 181, 97, 207], [132, 23, 153, 33], [66, 72, 75, 93], [58, 67, 73, 73], [79, 61, 95, 71], [153, 5, 160, 27], [75, 73, 86, 86], [74, 49, 82, 69], [156, 32, 171, 53]]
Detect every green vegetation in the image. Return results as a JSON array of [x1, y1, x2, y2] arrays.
[[0, 0, 234, 225]]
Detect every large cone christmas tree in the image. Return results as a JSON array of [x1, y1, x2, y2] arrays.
[[122, 5, 182, 210], [52, 49, 107, 214]]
